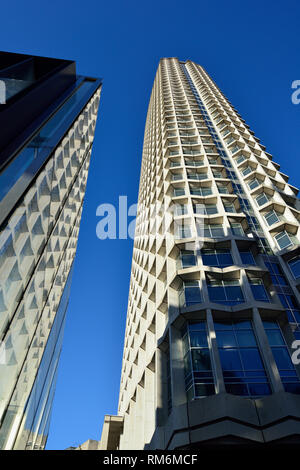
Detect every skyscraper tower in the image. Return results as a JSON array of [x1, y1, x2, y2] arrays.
[[99, 58, 300, 450], [0, 52, 101, 449]]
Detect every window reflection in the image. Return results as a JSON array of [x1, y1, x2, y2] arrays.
[[215, 320, 271, 397]]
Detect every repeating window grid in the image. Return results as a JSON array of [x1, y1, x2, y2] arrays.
[[264, 259, 300, 325], [288, 256, 300, 280], [263, 321, 300, 394], [182, 322, 215, 400], [180, 280, 202, 307], [179, 250, 197, 269], [201, 248, 233, 268], [207, 278, 245, 306], [215, 320, 272, 398]]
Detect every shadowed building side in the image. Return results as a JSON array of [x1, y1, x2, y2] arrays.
[[0, 51, 102, 450]]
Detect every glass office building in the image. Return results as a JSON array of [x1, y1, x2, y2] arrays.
[[99, 58, 300, 450], [0, 52, 101, 449]]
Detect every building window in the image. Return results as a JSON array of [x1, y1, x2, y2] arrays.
[[187, 172, 207, 181], [175, 203, 188, 216], [263, 321, 300, 394], [235, 154, 246, 165], [278, 293, 300, 324], [180, 250, 197, 268], [223, 201, 236, 213], [288, 256, 300, 279], [264, 260, 287, 286], [174, 188, 185, 197], [230, 145, 240, 155], [240, 250, 255, 265], [171, 173, 183, 181], [274, 231, 295, 250], [255, 192, 269, 207], [212, 170, 223, 179], [182, 322, 215, 400], [207, 279, 244, 305], [180, 281, 202, 306], [265, 260, 300, 324], [248, 178, 260, 191], [176, 224, 192, 239], [217, 183, 230, 194], [201, 248, 233, 268], [248, 278, 270, 302], [215, 320, 271, 397], [197, 223, 224, 238], [241, 166, 252, 177], [264, 210, 280, 227], [230, 222, 245, 237], [193, 203, 218, 215], [190, 186, 212, 197]]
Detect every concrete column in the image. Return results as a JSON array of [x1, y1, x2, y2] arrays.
[[134, 384, 144, 449], [240, 269, 255, 301], [144, 368, 155, 444], [169, 324, 186, 406], [252, 308, 284, 393], [206, 309, 226, 393], [230, 239, 243, 266], [155, 347, 168, 426]]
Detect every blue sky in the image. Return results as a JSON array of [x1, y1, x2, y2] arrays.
[[1, 0, 300, 450]]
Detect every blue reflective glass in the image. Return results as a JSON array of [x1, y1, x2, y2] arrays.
[[207, 285, 226, 302], [245, 370, 266, 377], [218, 253, 233, 266], [189, 322, 206, 331], [201, 253, 218, 266], [182, 334, 189, 357], [0, 80, 95, 201], [240, 251, 255, 265], [219, 349, 242, 370], [240, 349, 264, 370], [265, 330, 285, 346], [225, 383, 248, 395], [250, 284, 269, 302], [214, 321, 233, 330], [262, 321, 277, 328], [190, 331, 208, 348], [226, 285, 244, 302], [287, 295, 299, 309], [283, 383, 300, 394], [215, 331, 237, 348], [192, 349, 211, 371], [183, 354, 192, 376], [293, 311, 300, 323], [278, 294, 289, 308], [195, 384, 215, 396], [235, 320, 252, 329], [236, 330, 257, 347], [289, 258, 300, 279], [185, 286, 202, 305], [194, 371, 213, 379], [181, 252, 197, 268], [248, 383, 271, 396], [272, 348, 294, 370]]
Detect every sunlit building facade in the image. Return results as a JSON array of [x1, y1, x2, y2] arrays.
[[98, 58, 300, 450], [0, 52, 101, 449]]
